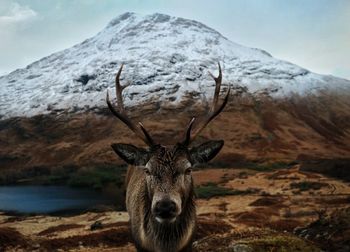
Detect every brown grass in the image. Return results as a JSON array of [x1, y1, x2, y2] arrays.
[[290, 181, 329, 191], [261, 110, 281, 132], [38, 224, 84, 236], [40, 227, 132, 250], [267, 169, 294, 179], [318, 196, 350, 205], [251, 207, 280, 217], [0, 227, 28, 250], [249, 197, 284, 207], [267, 219, 302, 232], [2, 216, 27, 223], [103, 221, 129, 229], [195, 218, 233, 240], [282, 209, 316, 218], [193, 227, 319, 252], [291, 99, 345, 142], [216, 202, 229, 212], [37, 219, 232, 250], [233, 211, 268, 228]]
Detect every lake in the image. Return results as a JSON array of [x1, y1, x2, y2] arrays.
[[0, 185, 123, 215]]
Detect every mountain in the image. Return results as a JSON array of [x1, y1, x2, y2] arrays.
[[0, 12, 350, 176], [1, 12, 349, 119]]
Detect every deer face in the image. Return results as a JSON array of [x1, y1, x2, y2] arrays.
[[112, 141, 223, 223]]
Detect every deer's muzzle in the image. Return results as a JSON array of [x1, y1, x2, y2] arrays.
[[153, 199, 178, 223]]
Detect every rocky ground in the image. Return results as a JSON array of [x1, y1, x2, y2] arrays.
[[1, 166, 349, 251]]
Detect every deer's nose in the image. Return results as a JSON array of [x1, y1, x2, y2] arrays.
[[154, 200, 177, 219]]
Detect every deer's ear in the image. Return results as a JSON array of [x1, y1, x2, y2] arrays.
[[111, 143, 149, 165], [190, 140, 224, 164]]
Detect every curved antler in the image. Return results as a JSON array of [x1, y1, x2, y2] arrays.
[[183, 63, 230, 145], [106, 64, 155, 147]]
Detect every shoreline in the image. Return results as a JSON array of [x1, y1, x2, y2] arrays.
[[0, 206, 118, 218]]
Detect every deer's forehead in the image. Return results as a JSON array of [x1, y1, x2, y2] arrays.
[[146, 147, 190, 170]]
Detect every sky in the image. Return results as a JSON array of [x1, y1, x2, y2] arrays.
[[0, 0, 349, 79]]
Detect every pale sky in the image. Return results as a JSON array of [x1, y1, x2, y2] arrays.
[[0, 0, 349, 79]]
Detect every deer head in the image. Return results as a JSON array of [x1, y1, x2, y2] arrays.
[[107, 63, 230, 223]]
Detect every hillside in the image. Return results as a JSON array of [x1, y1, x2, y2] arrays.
[[0, 12, 350, 177]]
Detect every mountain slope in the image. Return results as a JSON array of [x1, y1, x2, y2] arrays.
[[1, 12, 349, 119], [0, 12, 350, 175]]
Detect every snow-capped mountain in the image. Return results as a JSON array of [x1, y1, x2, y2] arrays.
[[1, 12, 349, 119]]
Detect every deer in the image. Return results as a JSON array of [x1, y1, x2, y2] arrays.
[[106, 63, 230, 252]]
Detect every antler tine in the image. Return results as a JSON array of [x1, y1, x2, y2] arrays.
[[208, 62, 222, 113], [106, 65, 155, 147], [115, 64, 125, 112], [190, 87, 230, 142], [183, 63, 230, 145], [183, 117, 196, 146], [139, 122, 156, 146]]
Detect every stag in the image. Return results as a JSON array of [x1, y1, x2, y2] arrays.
[[106, 63, 230, 252]]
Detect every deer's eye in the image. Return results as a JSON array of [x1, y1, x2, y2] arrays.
[[143, 168, 151, 175], [185, 168, 192, 175]]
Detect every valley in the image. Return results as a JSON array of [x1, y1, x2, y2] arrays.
[[1, 166, 349, 251]]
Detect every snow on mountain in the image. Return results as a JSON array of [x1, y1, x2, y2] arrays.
[[1, 12, 349, 119]]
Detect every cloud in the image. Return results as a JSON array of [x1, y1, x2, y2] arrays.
[[0, 2, 37, 25], [0, 2, 38, 75]]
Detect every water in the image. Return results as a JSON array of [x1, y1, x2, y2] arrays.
[[0, 185, 122, 214]]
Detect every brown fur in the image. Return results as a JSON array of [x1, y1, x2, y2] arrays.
[[108, 64, 227, 251], [125, 145, 196, 252]]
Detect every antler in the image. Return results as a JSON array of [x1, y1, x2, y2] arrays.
[[106, 64, 155, 147], [183, 63, 230, 146]]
